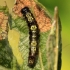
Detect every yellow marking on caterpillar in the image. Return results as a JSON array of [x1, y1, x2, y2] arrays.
[[31, 40, 37, 47], [29, 60, 33, 64], [32, 35, 36, 38], [26, 12, 34, 23], [32, 30, 36, 33], [31, 25, 37, 31], [31, 47, 36, 55], [32, 47, 36, 51]]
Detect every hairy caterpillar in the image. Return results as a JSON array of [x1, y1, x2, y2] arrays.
[[21, 7, 39, 68]]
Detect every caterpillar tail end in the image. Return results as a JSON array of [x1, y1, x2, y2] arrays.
[[28, 56, 36, 68]]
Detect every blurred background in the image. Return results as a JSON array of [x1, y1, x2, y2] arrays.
[[0, 0, 70, 70]]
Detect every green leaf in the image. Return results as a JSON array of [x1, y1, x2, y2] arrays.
[[0, 5, 19, 70]]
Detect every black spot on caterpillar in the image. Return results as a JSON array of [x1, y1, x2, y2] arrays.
[[21, 7, 40, 68]]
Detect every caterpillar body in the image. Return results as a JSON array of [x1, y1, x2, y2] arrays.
[[21, 7, 39, 68]]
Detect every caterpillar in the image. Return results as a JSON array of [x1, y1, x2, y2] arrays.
[[21, 7, 39, 68]]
